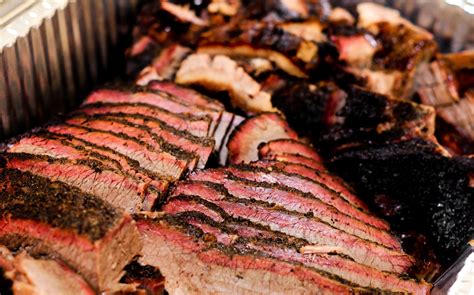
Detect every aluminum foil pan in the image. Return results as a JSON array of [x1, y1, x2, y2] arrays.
[[0, 0, 142, 139]]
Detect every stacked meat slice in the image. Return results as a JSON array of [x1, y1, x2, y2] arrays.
[[0, 83, 238, 292], [138, 113, 431, 294]]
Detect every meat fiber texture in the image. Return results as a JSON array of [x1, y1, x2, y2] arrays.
[[0, 246, 94, 295]]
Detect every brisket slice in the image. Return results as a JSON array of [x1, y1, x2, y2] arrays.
[[46, 124, 186, 180], [261, 153, 327, 171], [82, 88, 222, 135], [6, 133, 168, 210], [92, 113, 215, 169], [0, 246, 94, 295], [163, 212, 430, 294], [252, 160, 367, 212], [147, 80, 224, 111], [258, 138, 323, 163], [135, 215, 368, 294], [166, 186, 413, 273], [65, 114, 198, 171], [79, 102, 212, 137], [221, 165, 389, 230], [184, 170, 395, 247], [0, 169, 141, 291], [227, 113, 299, 164], [2, 153, 154, 213]]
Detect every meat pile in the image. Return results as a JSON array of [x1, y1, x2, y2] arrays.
[[1, 0, 472, 293]]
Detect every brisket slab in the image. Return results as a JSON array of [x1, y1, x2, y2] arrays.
[[227, 113, 299, 164], [0, 169, 141, 291], [166, 184, 413, 273]]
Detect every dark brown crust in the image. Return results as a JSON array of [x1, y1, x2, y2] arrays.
[[0, 169, 121, 241]]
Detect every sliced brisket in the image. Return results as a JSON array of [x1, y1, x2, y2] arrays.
[[46, 124, 187, 180], [82, 88, 222, 135], [136, 214, 369, 294], [227, 113, 299, 164], [65, 114, 198, 171], [222, 165, 389, 230], [172, 176, 399, 249], [258, 138, 323, 162], [79, 102, 212, 137], [166, 184, 413, 273], [163, 212, 430, 294], [0, 169, 141, 291], [2, 153, 155, 213], [260, 153, 327, 171]]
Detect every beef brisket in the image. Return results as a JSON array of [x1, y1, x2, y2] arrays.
[[221, 165, 389, 229], [161, 212, 430, 293], [166, 184, 413, 273], [2, 153, 155, 213], [65, 114, 198, 171], [79, 102, 212, 137], [172, 175, 398, 249], [6, 133, 168, 210], [0, 169, 141, 291], [82, 87, 222, 135], [46, 124, 187, 180], [258, 138, 323, 162], [0, 246, 94, 295], [136, 214, 371, 294], [260, 153, 327, 171], [227, 113, 299, 164]]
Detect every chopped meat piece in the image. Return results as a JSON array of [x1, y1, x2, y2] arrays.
[[0, 169, 141, 291], [279, 21, 326, 42], [0, 246, 94, 295], [176, 54, 275, 112], [199, 21, 321, 77], [208, 0, 240, 16], [227, 113, 299, 164], [329, 7, 354, 25], [161, 1, 208, 26], [120, 261, 165, 295], [149, 44, 191, 80]]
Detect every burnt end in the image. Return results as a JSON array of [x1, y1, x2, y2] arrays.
[[338, 86, 388, 127], [330, 138, 474, 266], [0, 169, 120, 241], [272, 81, 329, 137]]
